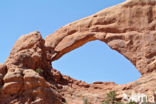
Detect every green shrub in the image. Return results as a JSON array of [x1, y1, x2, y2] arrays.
[[101, 100, 109, 104], [83, 98, 88, 104], [106, 91, 117, 104], [127, 100, 137, 104], [36, 68, 43, 74], [101, 91, 118, 104], [142, 97, 147, 104]]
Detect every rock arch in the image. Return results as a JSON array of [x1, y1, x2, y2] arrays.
[[0, 0, 156, 103], [45, 0, 156, 75], [52, 40, 141, 84]]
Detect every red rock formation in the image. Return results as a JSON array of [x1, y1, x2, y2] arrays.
[[45, 0, 156, 75], [0, 32, 64, 104], [0, 0, 155, 104]]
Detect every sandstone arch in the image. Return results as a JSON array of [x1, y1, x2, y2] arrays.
[[0, 0, 155, 103], [52, 40, 141, 84], [45, 0, 156, 75]]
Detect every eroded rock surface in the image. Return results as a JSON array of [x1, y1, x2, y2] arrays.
[[45, 0, 156, 75], [0, 0, 156, 104], [0, 32, 63, 104]]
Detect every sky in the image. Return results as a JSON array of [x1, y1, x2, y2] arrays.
[[0, 0, 141, 84]]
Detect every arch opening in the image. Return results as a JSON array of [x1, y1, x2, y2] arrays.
[[52, 40, 141, 85]]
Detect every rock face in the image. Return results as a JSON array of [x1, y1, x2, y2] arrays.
[[0, 0, 156, 104], [5, 31, 52, 71], [45, 0, 156, 75], [0, 32, 63, 104]]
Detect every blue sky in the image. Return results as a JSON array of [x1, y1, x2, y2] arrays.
[[0, 0, 141, 84]]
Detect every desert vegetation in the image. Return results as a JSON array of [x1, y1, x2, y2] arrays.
[[35, 68, 43, 74], [82, 91, 156, 104]]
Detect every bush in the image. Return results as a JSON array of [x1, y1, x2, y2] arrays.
[[128, 100, 137, 104], [83, 98, 88, 104], [105, 91, 117, 104], [36, 68, 43, 74]]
